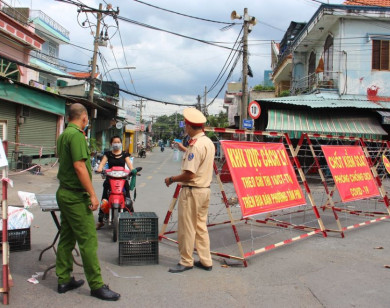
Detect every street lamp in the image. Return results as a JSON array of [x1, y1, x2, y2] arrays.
[[101, 66, 136, 81]]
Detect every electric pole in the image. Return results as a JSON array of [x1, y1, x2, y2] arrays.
[[230, 8, 256, 130], [135, 99, 145, 144], [87, 3, 102, 138], [196, 95, 201, 111], [241, 8, 249, 130], [203, 86, 208, 116]]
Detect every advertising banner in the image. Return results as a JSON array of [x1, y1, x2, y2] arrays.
[[321, 145, 379, 202], [221, 141, 306, 217]]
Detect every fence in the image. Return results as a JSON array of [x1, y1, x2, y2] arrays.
[[159, 128, 358, 266]]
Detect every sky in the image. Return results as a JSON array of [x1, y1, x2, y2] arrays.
[[7, 0, 346, 120]]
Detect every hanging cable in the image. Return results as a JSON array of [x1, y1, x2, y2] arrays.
[[207, 27, 243, 94], [116, 15, 240, 52], [133, 0, 237, 26]]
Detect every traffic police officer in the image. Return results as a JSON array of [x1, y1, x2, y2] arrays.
[[165, 107, 215, 273], [56, 103, 120, 301]]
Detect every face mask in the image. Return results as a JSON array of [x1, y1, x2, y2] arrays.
[[84, 120, 89, 132], [112, 143, 122, 150]]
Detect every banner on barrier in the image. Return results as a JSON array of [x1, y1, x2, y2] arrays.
[[321, 145, 380, 202], [383, 155, 390, 174], [221, 141, 306, 217]]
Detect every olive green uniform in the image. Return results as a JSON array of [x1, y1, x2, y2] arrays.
[[56, 123, 103, 290], [178, 132, 215, 267]]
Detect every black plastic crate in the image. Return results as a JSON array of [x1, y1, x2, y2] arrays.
[[118, 240, 159, 265], [118, 212, 159, 265], [118, 212, 158, 242], [0, 228, 31, 252]]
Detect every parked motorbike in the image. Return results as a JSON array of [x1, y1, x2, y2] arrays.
[[138, 146, 146, 158], [99, 166, 142, 242]]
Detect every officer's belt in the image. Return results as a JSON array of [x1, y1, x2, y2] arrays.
[[60, 185, 87, 193], [181, 185, 210, 189]]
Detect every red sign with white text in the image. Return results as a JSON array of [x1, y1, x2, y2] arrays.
[[221, 141, 306, 218], [321, 145, 379, 202]]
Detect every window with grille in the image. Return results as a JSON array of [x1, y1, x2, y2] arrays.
[[0, 57, 20, 81], [372, 40, 390, 70]]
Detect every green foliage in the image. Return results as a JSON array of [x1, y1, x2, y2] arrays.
[[206, 111, 228, 140], [253, 84, 275, 91], [152, 110, 229, 141], [88, 138, 102, 155], [278, 90, 290, 97]]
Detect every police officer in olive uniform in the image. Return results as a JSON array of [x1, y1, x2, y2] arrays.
[[165, 108, 215, 273], [56, 103, 120, 301]]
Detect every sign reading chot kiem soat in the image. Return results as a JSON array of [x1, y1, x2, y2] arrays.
[[220, 141, 306, 218], [321, 145, 379, 202]]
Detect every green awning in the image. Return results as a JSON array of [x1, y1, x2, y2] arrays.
[[0, 79, 66, 116], [267, 109, 387, 139]]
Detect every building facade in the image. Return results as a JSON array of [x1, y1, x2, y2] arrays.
[[262, 2, 390, 140]]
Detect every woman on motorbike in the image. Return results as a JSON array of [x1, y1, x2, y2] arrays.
[[96, 136, 134, 230]]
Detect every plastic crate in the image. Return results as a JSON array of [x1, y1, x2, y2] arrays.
[[118, 241, 158, 265], [118, 212, 158, 242], [0, 228, 31, 252], [118, 212, 159, 265]]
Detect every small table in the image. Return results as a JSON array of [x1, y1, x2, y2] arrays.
[[36, 194, 82, 280]]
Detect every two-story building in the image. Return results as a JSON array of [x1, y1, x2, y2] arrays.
[[259, 1, 390, 140], [0, 4, 71, 167]]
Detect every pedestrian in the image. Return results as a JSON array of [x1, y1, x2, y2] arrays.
[[164, 107, 215, 273], [56, 103, 120, 301], [95, 135, 134, 230]]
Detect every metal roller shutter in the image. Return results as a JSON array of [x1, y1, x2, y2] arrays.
[[0, 101, 17, 162], [19, 108, 57, 156]]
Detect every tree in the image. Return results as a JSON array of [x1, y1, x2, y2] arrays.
[[252, 84, 275, 91], [206, 111, 228, 140]]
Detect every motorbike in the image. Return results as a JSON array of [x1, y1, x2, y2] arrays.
[[99, 166, 142, 242], [138, 146, 146, 158], [161, 145, 165, 152]]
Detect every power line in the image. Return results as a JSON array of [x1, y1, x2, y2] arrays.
[[117, 27, 137, 94], [118, 86, 196, 107], [116, 15, 240, 52], [0, 0, 94, 52], [207, 27, 243, 94], [133, 0, 237, 26], [207, 49, 242, 108], [0, 53, 87, 79]]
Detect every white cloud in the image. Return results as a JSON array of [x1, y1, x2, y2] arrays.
[[11, 0, 345, 120]]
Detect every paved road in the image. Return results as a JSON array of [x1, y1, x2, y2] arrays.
[[3, 148, 390, 307]]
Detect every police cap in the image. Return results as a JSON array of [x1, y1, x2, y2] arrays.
[[183, 108, 206, 127]]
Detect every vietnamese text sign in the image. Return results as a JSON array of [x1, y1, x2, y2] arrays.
[[221, 141, 306, 218], [321, 145, 379, 202]]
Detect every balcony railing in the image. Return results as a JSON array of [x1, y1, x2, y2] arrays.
[[30, 50, 67, 72], [292, 71, 339, 95], [30, 10, 70, 39]]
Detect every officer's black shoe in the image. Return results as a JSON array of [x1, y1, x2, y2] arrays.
[[58, 277, 85, 294], [168, 263, 193, 273], [91, 284, 120, 301], [194, 261, 212, 271]]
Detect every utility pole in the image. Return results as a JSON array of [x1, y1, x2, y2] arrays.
[[135, 99, 145, 144], [203, 86, 208, 116], [196, 95, 201, 111], [241, 8, 249, 130], [231, 8, 256, 130], [87, 3, 102, 138]]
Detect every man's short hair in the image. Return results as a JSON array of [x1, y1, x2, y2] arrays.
[[68, 103, 87, 121]]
